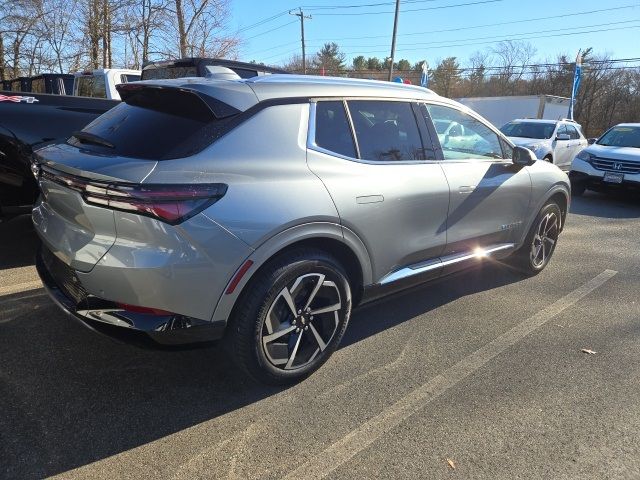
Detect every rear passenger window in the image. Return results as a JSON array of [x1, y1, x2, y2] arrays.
[[314, 101, 357, 158], [347, 100, 424, 161]]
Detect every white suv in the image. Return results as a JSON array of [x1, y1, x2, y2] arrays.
[[500, 119, 588, 170], [569, 123, 640, 196]]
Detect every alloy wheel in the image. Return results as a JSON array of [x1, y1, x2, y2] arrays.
[[530, 212, 559, 268], [261, 273, 342, 370]]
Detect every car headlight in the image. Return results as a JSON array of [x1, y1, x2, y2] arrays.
[[577, 150, 594, 162], [525, 143, 542, 151]]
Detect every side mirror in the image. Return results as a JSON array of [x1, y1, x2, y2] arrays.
[[556, 133, 570, 141], [512, 146, 537, 166], [588, 138, 597, 145]]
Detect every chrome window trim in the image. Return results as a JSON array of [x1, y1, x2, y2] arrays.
[[307, 99, 440, 166]]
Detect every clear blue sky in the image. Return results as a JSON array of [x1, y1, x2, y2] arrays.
[[230, 0, 640, 67]]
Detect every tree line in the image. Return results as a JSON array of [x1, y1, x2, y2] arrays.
[[0, 0, 239, 77]]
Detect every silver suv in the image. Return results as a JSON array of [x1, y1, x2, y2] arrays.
[[32, 75, 570, 384]]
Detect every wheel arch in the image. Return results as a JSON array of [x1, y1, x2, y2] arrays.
[[211, 222, 372, 325], [518, 184, 570, 246]]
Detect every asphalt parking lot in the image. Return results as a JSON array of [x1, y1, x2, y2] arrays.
[[1, 191, 639, 480]]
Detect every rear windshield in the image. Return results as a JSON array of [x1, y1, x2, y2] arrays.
[[142, 66, 198, 80], [500, 122, 555, 139], [68, 88, 232, 160]]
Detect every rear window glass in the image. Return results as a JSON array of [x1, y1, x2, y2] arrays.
[[31, 79, 45, 93], [75, 75, 107, 98], [142, 66, 198, 80], [118, 74, 141, 84], [315, 101, 357, 158], [68, 88, 232, 160]]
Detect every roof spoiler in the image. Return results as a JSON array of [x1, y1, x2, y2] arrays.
[[116, 83, 241, 119]]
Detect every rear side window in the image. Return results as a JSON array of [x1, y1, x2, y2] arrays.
[[347, 100, 424, 161], [68, 88, 232, 160], [314, 101, 357, 158], [75, 76, 107, 98]]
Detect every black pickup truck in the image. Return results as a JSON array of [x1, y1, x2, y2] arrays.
[[0, 92, 117, 217]]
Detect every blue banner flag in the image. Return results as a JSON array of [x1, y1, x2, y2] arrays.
[[568, 50, 582, 120]]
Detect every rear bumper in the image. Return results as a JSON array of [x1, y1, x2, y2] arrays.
[[36, 246, 226, 346]]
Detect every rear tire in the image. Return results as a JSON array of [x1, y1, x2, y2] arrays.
[[507, 202, 562, 275], [227, 248, 352, 385]]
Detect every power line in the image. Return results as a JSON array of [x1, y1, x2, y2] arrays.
[[236, 10, 290, 34], [312, 0, 503, 16], [312, 19, 640, 50], [244, 20, 298, 42], [306, 4, 639, 42], [301, 0, 442, 10], [326, 24, 640, 56]]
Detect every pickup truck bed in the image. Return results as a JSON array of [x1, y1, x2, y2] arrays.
[[0, 91, 117, 216]]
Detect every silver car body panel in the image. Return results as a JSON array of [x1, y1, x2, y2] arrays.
[[31, 74, 570, 342]]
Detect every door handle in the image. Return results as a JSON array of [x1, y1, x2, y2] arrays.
[[459, 185, 476, 194]]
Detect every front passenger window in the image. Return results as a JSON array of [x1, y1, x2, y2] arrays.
[[424, 104, 505, 160]]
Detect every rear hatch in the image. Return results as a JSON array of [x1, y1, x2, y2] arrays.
[[33, 145, 157, 272], [33, 83, 250, 272]]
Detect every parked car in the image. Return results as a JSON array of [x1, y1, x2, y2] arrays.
[[0, 92, 117, 217], [30, 73, 74, 95], [500, 119, 588, 169], [32, 75, 569, 384], [141, 57, 288, 81], [569, 123, 640, 195], [73, 68, 141, 100]]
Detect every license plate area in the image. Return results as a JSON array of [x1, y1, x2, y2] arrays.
[[603, 172, 624, 184]]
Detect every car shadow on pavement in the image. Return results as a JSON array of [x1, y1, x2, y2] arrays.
[[570, 191, 640, 219], [0, 256, 523, 479], [0, 214, 39, 269]]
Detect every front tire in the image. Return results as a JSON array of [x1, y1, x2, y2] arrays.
[[508, 202, 562, 275], [227, 249, 352, 385]]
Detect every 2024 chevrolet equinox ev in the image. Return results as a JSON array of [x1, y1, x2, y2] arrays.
[[32, 74, 570, 384]]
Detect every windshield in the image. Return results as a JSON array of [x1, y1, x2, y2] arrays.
[[500, 122, 555, 139], [597, 126, 640, 148]]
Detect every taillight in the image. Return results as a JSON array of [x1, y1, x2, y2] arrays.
[[84, 183, 227, 224], [40, 168, 226, 224]]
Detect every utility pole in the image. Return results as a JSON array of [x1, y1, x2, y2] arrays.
[[290, 8, 312, 74], [387, 0, 400, 81]]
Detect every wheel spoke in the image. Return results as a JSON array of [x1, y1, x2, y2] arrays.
[[303, 274, 325, 310], [543, 236, 556, 247], [309, 323, 327, 351], [310, 302, 341, 316], [280, 287, 298, 318], [544, 216, 558, 236], [285, 332, 304, 370], [262, 324, 296, 345]]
